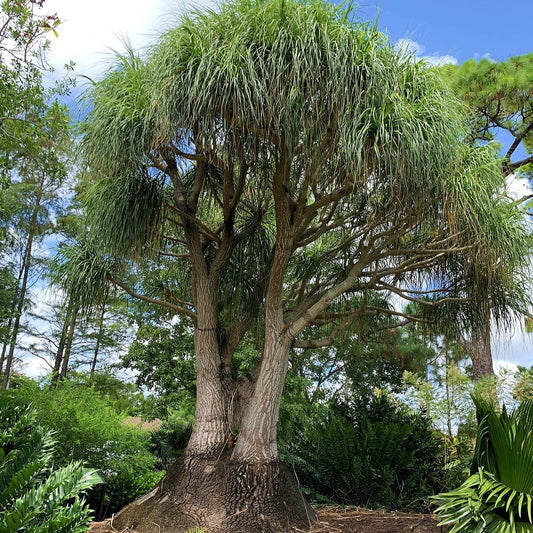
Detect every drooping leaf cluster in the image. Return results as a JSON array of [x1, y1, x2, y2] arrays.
[[77, 0, 528, 356]]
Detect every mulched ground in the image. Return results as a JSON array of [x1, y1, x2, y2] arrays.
[[308, 506, 446, 533], [90, 506, 446, 533]]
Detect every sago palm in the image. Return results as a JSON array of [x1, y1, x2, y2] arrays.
[[435, 395, 533, 532]]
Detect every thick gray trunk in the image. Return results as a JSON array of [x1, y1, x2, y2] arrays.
[[112, 454, 315, 533], [186, 273, 231, 456], [186, 325, 231, 455], [232, 330, 291, 462], [113, 191, 314, 529]]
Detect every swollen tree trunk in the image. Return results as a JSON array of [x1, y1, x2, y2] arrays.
[[112, 235, 315, 532], [112, 326, 315, 533]]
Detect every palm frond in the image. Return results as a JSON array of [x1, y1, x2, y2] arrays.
[[435, 396, 533, 532]]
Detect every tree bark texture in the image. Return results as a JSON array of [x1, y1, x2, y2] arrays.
[[459, 325, 494, 380], [112, 453, 316, 533], [113, 309, 315, 532], [187, 274, 231, 456], [232, 332, 292, 463]]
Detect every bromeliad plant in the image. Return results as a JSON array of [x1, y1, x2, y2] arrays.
[[435, 394, 533, 532], [0, 398, 100, 533]]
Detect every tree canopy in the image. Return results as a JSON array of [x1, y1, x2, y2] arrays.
[[71, 0, 531, 530], [442, 53, 533, 178], [435, 53, 533, 379], [80, 0, 524, 344]]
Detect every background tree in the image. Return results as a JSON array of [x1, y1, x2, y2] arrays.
[[122, 320, 197, 415], [513, 365, 533, 402], [0, 0, 73, 389], [287, 297, 432, 406], [442, 54, 533, 179], [0, 126, 71, 389], [73, 0, 529, 531], [440, 54, 533, 379]]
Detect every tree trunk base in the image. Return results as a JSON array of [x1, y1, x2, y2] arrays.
[[112, 453, 316, 533]]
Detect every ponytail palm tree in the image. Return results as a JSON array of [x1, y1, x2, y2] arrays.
[[76, 0, 529, 530]]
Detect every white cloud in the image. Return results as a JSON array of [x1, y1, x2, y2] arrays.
[[423, 54, 458, 66], [505, 173, 532, 202], [20, 354, 51, 379], [396, 38, 458, 66], [45, 0, 215, 78], [493, 327, 533, 370], [396, 38, 425, 57]]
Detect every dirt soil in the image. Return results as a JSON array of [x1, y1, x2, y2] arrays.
[[89, 506, 446, 533]]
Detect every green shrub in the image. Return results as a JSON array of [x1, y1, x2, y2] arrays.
[[105, 470, 165, 515], [150, 409, 193, 469], [0, 397, 99, 533], [435, 395, 533, 532], [280, 394, 445, 511], [4, 377, 159, 518]]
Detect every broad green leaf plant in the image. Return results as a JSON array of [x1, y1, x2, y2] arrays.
[[435, 395, 533, 532], [0, 398, 99, 533]]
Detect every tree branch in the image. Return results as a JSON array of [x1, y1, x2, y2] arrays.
[[293, 337, 335, 349], [507, 154, 533, 172], [166, 203, 222, 245], [108, 275, 196, 322]]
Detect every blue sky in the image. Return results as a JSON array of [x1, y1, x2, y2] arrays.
[[356, 0, 533, 63], [45, 0, 533, 81]]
